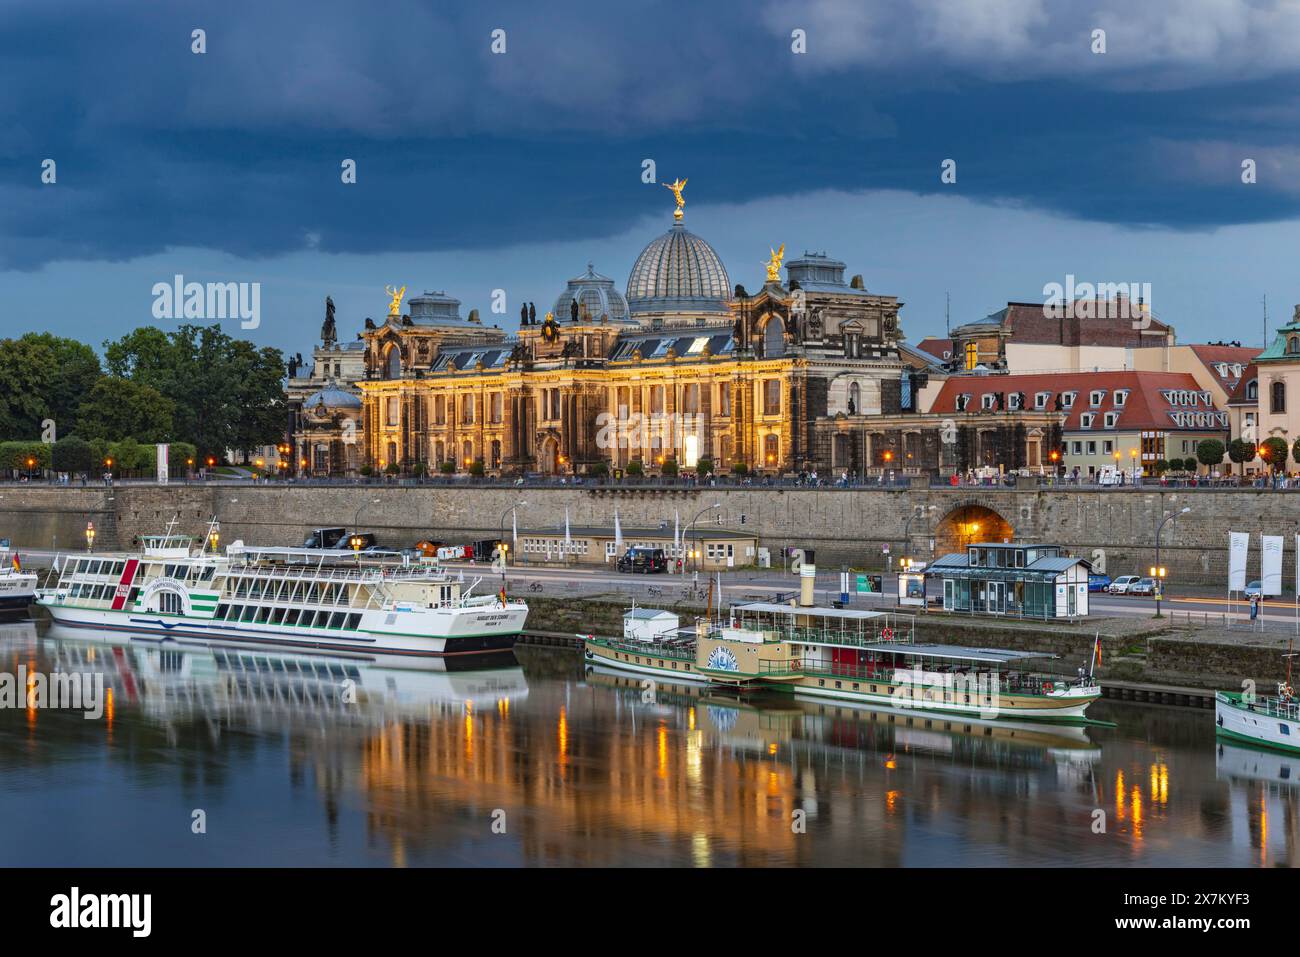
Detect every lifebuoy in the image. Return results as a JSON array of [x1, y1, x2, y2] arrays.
[[881, 627, 894, 641], [1042, 681, 1054, 694]]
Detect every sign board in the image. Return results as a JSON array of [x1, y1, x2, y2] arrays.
[[156, 443, 169, 485], [856, 573, 883, 594], [898, 573, 926, 606]]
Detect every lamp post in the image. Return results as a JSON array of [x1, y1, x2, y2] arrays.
[[85, 521, 95, 553], [353, 497, 380, 543], [208, 520, 220, 554], [902, 507, 921, 565], [1129, 447, 1140, 483], [688, 502, 722, 573], [1153, 506, 1191, 617], [498, 500, 527, 564]]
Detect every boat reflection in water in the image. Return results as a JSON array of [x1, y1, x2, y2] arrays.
[[1216, 740, 1300, 867], [3, 619, 1298, 866], [37, 623, 528, 731]]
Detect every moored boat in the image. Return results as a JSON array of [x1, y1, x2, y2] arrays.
[[583, 600, 1101, 721], [1215, 689, 1300, 754], [0, 545, 36, 620], [36, 520, 528, 657]]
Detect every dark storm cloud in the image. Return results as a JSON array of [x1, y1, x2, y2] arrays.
[[4, 0, 1300, 271]]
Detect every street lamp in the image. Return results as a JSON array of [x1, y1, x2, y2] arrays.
[[85, 521, 95, 553], [208, 521, 220, 554], [1129, 447, 1139, 480], [902, 507, 922, 565], [354, 497, 380, 540], [498, 500, 527, 562], [1153, 506, 1191, 616], [688, 502, 722, 572]]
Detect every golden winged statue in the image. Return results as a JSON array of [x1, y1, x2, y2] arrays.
[[764, 244, 785, 283], [665, 178, 687, 220], [385, 284, 406, 317]]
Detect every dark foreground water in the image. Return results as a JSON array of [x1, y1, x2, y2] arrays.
[[0, 620, 1293, 867]]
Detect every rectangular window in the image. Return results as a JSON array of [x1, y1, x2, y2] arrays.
[[763, 380, 781, 416], [386, 396, 399, 427], [718, 382, 731, 416]]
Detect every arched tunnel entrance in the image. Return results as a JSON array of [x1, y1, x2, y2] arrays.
[[934, 504, 1014, 555]]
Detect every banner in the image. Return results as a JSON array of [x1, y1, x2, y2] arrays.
[[156, 443, 169, 485], [1228, 531, 1249, 591], [1262, 534, 1284, 596]]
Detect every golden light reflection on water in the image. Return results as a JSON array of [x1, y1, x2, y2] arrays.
[[11, 626, 1300, 868]]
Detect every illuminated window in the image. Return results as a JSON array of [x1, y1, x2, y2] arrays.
[[964, 342, 978, 370]]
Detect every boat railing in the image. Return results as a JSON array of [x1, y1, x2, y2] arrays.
[[800, 659, 1084, 695], [1240, 695, 1300, 721], [592, 637, 696, 661], [757, 659, 803, 678]]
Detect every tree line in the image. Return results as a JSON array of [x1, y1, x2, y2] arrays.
[[0, 325, 284, 472]]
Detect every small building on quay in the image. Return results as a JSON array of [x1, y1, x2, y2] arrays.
[[516, 524, 758, 569], [925, 542, 1091, 619]]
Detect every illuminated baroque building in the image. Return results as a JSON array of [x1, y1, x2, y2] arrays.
[[290, 186, 1054, 477]]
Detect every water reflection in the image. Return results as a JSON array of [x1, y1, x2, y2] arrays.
[[0, 620, 1294, 866]]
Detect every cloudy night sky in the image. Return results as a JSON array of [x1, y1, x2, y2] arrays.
[[5, 0, 1300, 355]]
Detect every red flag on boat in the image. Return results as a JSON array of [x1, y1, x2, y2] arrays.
[[498, 587, 508, 607], [10, 553, 19, 572], [1093, 634, 1102, 667]]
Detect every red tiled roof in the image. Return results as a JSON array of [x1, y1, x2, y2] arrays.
[[915, 337, 952, 360], [1185, 344, 1258, 393], [1227, 362, 1258, 405], [930, 370, 1228, 432]]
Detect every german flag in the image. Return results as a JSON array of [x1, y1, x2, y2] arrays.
[[10, 553, 19, 573], [498, 587, 508, 607]]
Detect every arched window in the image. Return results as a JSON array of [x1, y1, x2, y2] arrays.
[[848, 381, 861, 414], [763, 433, 779, 467], [462, 440, 473, 467], [763, 317, 785, 358], [1289, 337, 1300, 355], [964, 342, 978, 370], [1272, 379, 1286, 414], [385, 345, 401, 379]]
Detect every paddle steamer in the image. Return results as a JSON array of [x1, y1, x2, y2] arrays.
[[583, 600, 1100, 721], [36, 522, 527, 657]]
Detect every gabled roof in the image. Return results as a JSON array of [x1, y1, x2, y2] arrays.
[[930, 370, 1228, 432], [915, 337, 953, 361], [1227, 362, 1259, 406], [1185, 344, 1257, 392]]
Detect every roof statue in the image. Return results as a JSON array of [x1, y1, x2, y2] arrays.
[[321, 295, 337, 346], [765, 244, 785, 283], [665, 178, 687, 221], [385, 284, 406, 317]]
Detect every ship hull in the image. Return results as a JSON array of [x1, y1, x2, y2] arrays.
[[40, 602, 525, 657], [1215, 692, 1300, 754]]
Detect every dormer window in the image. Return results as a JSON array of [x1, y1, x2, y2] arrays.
[[1061, 391, 1077, 409], [1080, 413, 1095, 429], [956, 393, 971, 412], [1104, 411, 1118, 428], [1247, 379, 1258, 401], [1089, 390, 1105, 407], [981, 394, 996, 411], [1289, 336, 1300, 355], [1113, 390, 1129, 406], [1231, 364, 1242, 377], [1034, 391, 1050, 410], [1008, 393, 1022, 410]]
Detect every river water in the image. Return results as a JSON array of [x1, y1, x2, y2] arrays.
[[0, 620, 1292, 867]]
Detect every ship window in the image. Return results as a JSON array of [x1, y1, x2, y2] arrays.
[[347, 613, 361, 630], [216, 603, 229, 619], [1282, 724, 1291, 735], [240, 605, 256, 622], [328, 612, 345, 629], [283, 609, 300, 626], [252, 606, 267, 623]]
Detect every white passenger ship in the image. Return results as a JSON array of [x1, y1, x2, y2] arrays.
[[36, 522, 527, 657]]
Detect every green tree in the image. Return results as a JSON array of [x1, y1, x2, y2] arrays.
[[625, 459, 644, 477], [661, 458, 679, 477], [1261, 437, 1289, 473], [0, 333, 101, 439], [1228, 438, 1255, 474], [103, 324, 284, 460], [1153, 459, 1169, 475], [52, 435, 93, 473], [1196, 439, 1226, 470], [1182, 456, 1199, 473], [0, 441, 50, 471], [75, 377, 175, 443], [696, 458, 714, 477]]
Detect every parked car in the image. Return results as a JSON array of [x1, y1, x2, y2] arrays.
[[616, 547, 668, 574], [1087, 573, 1112, 592], [1127, 577, 1157, 596], [1108, 575, 1140, 594], [1244, 580, 1263, 599]]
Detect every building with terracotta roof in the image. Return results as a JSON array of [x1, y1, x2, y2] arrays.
[[1252, 309, 1300, 464], [929, 370, 1230, 477]]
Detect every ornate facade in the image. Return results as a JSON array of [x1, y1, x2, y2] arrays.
[[289, 187, 1051, 477]]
